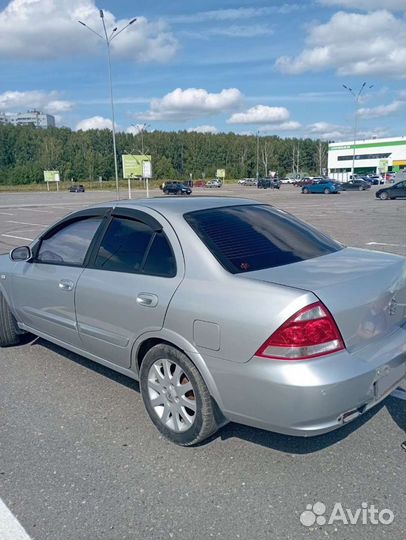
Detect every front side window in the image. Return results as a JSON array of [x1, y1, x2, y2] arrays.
[[37, 217, 102, 265], [184, 204, 342, 274], [94, 217, 176, 277]]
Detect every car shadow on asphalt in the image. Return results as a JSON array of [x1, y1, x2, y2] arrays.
[[207, 396, 405, 453], [37, 338, 404, 454], [37, 338, 140, 392]]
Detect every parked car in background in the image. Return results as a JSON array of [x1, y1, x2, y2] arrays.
[[375, 180, 406, 200], [205, 180, 222, 188], [294, 178, 314, 187], [257, 178, 281, 189], [163, 182, 192, 195], [281, 178, 295, 184], [339, 179, 371, 191], [302, 179, 341, 194], [1, 197, 404, 446], [364, 175, 384, 185], [69, 184, 85, 193], [310, 176, 325, 182], [194, 180, 206, 188], [240, 179, 257, 186]]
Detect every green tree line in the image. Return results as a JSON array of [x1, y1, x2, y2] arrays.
[[0, 124, 327, 184]]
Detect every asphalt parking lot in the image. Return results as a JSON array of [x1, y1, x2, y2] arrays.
[[0, 184, 405, 540]]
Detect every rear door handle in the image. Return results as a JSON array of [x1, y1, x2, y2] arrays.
[[59, 279, 74, 291], [136, 293, 158, 307]]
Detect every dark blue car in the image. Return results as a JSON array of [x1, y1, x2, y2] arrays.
[[302, 179, 341, 195]]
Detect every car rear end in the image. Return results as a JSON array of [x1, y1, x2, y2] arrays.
[[232, 248, 406, 435], [179, 203, 406, 436]]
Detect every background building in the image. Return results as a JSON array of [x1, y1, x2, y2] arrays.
[[328, 136, 406, 180], [0, 110, 55, 128]]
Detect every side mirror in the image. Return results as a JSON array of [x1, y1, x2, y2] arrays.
[[10, 246, 32, 262]]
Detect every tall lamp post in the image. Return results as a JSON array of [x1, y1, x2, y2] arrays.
[[342, 82, 373, 180], [78, 11, 137, 200], [256, 130, 260, 182]]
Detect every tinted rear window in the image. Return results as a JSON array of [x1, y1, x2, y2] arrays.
[[184, 204, 342, 274]]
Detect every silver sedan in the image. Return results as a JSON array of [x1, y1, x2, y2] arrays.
[[0, 197, 405, 445]]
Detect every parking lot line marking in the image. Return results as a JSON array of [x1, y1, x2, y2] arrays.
[[0, 212, 14, 215], [6, 228, 39, 235], [1, 234, 34, 241], [18, 208, 51, 213], [6, 220, 46, 227], [391, 387, 406, 401], [366, 242, 402, 247], [0, 499, 32, 540]]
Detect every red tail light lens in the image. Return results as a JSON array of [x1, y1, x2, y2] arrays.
[[256, 302, 344, 360]]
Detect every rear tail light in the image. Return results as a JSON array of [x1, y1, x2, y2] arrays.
[[256, 301, 344, 360]]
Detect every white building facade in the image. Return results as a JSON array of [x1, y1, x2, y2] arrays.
[[0, 110, 55, 128], [328, 136, 406, 180]]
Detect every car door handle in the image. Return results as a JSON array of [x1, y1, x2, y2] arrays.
[[136, 293, 158, 307], [59, 279, 74, 291]]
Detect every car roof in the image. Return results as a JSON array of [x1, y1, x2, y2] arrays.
[[92, 196, 259, 217]]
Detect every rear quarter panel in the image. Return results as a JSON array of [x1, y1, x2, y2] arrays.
[[164, 273, 316, 364]]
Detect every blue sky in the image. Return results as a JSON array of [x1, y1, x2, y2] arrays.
[[0, 0, 405, 140]]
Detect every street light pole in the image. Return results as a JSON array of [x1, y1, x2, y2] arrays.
[[78, 12, 137, 200], [256, 130, 259, 182], [343, 82, 373, 180]]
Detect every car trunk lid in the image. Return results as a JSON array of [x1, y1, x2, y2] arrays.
[[238, 247, 406, 353]]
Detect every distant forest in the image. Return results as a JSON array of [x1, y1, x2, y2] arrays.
[[0, 124, 328, 184]]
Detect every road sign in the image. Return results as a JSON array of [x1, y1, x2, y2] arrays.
[[143, 161, 152, 179], [122, 155, 151, 178], [216, 169, 225, 179], [43, 170, 60, 182], [378, 159, 388, 173]]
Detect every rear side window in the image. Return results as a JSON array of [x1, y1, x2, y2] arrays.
[[184, 204, 342, 274], [94, 217, 176, 277]]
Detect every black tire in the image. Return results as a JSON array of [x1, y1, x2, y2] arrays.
[[0, 293, 21, 347], [379, 191, 389, 200], [324, 188, 331, 194], [140, 344, 218, 446], [164, 190, 169, 195], [303, 187, 309, 194], [358, 186, 363, 191]]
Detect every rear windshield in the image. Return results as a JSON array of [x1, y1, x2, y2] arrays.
[[184, 204, 342, 274]]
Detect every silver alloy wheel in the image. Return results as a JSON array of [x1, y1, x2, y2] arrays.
[[147, 358, 197, 432]]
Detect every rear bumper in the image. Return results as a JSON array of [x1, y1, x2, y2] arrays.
[[205, 326, 406, 436]]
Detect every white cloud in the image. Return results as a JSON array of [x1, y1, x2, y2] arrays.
[[0, 0, 178, 61], [76, 116, 114, 130], [318, 0, 405, 11], [269, 121, 302, 131], [227, 105, 290, 124], [308, 121, 388, 140], [187, 125, 218, 134], [357, 100, 404, 119], [138, 88, 242, 121], [126, 124, 146, 135], [0, 90, 74, 114], [275, 10, 405, 78], [205, 24, 273, 38], [169, 5, 301, 24]]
